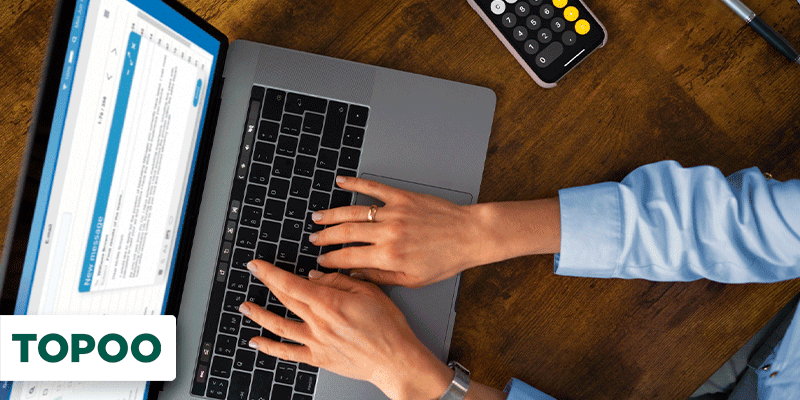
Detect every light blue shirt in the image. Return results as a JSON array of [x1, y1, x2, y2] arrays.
[[504, 161, 800, 400]]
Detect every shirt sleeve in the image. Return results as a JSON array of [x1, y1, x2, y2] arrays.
[[504, 378, 558, 400], [554, 160, 800, 283]]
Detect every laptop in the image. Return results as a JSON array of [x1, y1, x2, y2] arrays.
[[0, 0, 495, 399]]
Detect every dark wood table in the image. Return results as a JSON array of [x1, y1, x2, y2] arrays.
[[2, 0, 799, 399]]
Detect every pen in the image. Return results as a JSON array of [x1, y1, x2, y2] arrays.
[[720, 0, 800, 65]]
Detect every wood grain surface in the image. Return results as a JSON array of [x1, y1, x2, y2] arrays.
[[2, 1, 800, 399]]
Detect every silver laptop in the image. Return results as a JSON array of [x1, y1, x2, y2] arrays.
[[0, 0, 495, 399]]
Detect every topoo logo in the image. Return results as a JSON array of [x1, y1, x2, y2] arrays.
[[12, 333, 161, 363]]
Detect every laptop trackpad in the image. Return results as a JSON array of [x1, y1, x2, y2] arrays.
[[314, 174, 470, 399]]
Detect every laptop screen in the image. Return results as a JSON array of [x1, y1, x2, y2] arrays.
[[3, 0, 220, 398]]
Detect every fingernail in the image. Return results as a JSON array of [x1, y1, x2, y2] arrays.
[[350, 272, 364, 280], [248, 340, 259, 350], [238, 303, 251, 316], [312, 212, 322, 221], [317, 254, 326, 263], [336, 176, 346, 184], [309, 233, 318, 242], [247, 261, 257, 274], [308, 270, 323, 279]]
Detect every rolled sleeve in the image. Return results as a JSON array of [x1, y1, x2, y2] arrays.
[[554, 181, 622, 278], [504, 378, 558, 400]]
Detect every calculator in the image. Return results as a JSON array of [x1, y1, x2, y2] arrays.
[[467, 0, 607, 88]]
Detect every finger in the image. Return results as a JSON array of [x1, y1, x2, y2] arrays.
[[335, 176, 401, 204], [248, 259, 334, 309], [311, 205, 391, 225], [239, 301, 309, 344], [308, 269, 368, 292], [348, 268, 406, 286], [316, 246, 386, 270], [311, 223, 384, 246], [249, 336, 312, 365]]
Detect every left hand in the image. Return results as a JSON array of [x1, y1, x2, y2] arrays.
[[239, 259, 453, 400]]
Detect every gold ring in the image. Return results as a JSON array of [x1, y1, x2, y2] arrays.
[[367, 205, 378, 222]]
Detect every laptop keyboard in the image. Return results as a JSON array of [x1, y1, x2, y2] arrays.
[[191, 85, 369, 400]]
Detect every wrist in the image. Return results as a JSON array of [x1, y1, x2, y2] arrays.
[[389, 346, 452, 400], [465, 203, 513, 266]]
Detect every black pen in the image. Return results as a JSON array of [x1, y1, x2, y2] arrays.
[[721, 0, 800, 64]]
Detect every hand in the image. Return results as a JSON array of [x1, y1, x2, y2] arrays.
[[309, 176, 496, 287], [239, 259, 453, 400]]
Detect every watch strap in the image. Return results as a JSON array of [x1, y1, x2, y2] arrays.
[[439, 361, 470, 400]]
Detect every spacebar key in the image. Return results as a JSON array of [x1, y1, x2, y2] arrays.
[[535, 42, 563, 68]]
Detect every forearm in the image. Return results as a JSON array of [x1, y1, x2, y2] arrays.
[[469, 198, 561, 265]]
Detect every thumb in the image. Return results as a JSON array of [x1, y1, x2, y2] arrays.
[[348, 268, 404, 286]]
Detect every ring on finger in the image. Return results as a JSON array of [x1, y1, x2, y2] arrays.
[[367, 205, 378, 222]]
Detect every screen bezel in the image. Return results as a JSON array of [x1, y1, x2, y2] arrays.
[[0, 0, 229, 322]]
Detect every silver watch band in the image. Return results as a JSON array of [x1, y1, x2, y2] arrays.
[[439, 361, 470, 400]]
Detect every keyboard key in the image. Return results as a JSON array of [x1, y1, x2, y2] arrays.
[[206, 377, 228, 399], [276, 135, 298, 157], [330, 190, 353, 208], [295, 372, 317, 394], [243, 315, 261, 328], [258, 120, 280, 142], [228, 270, 250, 292], [293, 394, 312, 400], [314, 148, 337, 170], [294, 155, 315, 177], [302, 113, 324, 135], [271, 384, 293, 400], [256, 352, 278, 370], [321, 101, 347, 148], [336, 168, 357, 178], [285, 93, 327, 115], [285, 198, 306, 219], [253, 142, 275, 164], [237, 227, 258, 248], [276, 262, 295, 273], [262, 89, 286, 121], [264, 199, 286, 221], [225, 221, 237, 241], [268, 291, 281, 306], [239, 328, 261, 348], [249, 163, 271, 185], [267, 304, 287, 318], [280, 114, 302, 135], [272, 157, 293, 178], [240, 206, 262, 227], [300, 234, 320, 256], [262, 326, 281, 342], [245, 184, 267, 206], [234, 350, 257, 371], [338, 147, 360, 169], [229, 370, 252, 400], [215, 334, 237, 357], [247, 284, 268, 307], [268, 177, 290, 199], [342, 126, 365, 148], [299, 363, 319, 373], [210, 356, 233, 378], [281, 219, 303, 241], [250, 369, 273, 400], [312, 170, 335, 192], [232, 248, 254, 270], [289, 177, 312, 198], [304, 213, 323, 233], [347, 105, 369, 127], [256, 241, 277, 263], [219, 313, 242, 335], [252, 85, 266, 101], [224, 291, 247, 313], [297, 134, 320, 156], [275, 363, 297, 385], [260, 220, 281, 243], [277, 241, 298, 262], [220, 242, 233, 262], [308, 191, 330, 211]]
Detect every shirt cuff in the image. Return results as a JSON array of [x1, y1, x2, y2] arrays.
[[554, 181, 623, 278], [504, 378, 557, 400]]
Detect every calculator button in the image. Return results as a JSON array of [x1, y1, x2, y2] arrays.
[[575, 19, 591, 35], [528, 0, 543, 5], [501, 13, 517, 28], [526, 15, 541, 30], [562, 31, 577, 45], [535, 42, 563, 68], [523, 40, 539, 54], [553, 0, 568, 8], [513, 26, 528, 41], [514, 2, 530, 17], [490, 0, 506, 14], [505, 0, 518, 3], [538, 29, 552, 43], [563, 6, 579, 21], [540, 4, 554, 19], [551, 17, 566, 32]]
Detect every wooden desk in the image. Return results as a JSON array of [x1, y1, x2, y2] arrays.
[[2, 0, 799, 399]]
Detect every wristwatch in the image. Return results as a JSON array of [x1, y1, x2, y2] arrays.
[[439, 361, 470, 400]]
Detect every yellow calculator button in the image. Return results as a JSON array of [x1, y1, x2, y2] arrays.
[[553, 0, 568, 8], [575, 19, 590, 35], [563, 6, 579, 21]]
